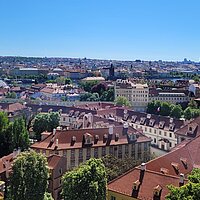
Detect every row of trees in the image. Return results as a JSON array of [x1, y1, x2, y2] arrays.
[[147, 100, 183, 119], [32, 112, 60, 141], [0, 112, 29, 157]]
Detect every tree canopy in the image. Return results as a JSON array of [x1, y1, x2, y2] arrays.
[[9, 151, 49, 200], [62, 158, 107, 200], [115, 96, 131, 107], [166, 168, 200, 200], [0, 113, 29, 157], [32, 112, 59, 140]]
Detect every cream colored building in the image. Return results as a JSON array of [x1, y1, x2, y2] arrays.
[[115, 79, 149, 112], [31, 125, 151, 171]]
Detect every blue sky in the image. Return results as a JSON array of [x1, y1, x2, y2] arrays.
[[0, 0, 200, 61]]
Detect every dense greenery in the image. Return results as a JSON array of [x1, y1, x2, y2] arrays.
[[0, 113, 29, 157], [166, 168, 200, 200], [32, 112, 59, 140], [115, 96, 131, 107], [80, 81, 114, 102], [147, 100, 184, 119], [62, 158, 107, 200], [6, 92, 17, 99], [9, 151, 49, 200], [102, 155, 138, 182]]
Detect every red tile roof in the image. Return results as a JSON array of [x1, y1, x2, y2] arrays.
[[31, 126, 151, 150], [108, 134, 200, 200]]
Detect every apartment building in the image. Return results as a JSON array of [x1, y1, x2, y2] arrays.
[[149, 88, 190, 104], [97, 107, 185, 151], [108, 133, 200, 200], [115, 79, 149, 112]]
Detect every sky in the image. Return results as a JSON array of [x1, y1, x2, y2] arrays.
[[0, 0, 200, 61]]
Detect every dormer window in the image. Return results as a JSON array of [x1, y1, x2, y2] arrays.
[[140, 117, 146, 125], [133, 180, 140, 191], [189, 126, 193, 132], [153, 185, 162, 197], [115, 134, 119, 141], [180, 158, 187, 167], [94, 135, 99, 144], [160, 168, 169, 174], [149, 119, 155, 127], [169, 123, 175, 131], [84, 133, 93, 145], [103, 134, 108, 143], [129, 133, 137, 142], [131, 115, 137, 123], [71, 136, 76, 142], [171, 162, 179, 171], [159, 121, 165, 129]]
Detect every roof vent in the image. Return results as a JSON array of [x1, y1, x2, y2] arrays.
[[53, 128, 56, 136], [180, 173, 185, 184], [180, 158, 187, 167], [147, 114, 151, 119], [141, 163, 146, 171]]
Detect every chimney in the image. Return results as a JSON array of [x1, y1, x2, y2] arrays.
[[122, 123, 128, 135], [55, 139, 59, 147], [109, 125, 114, 135], [53, 128, 56, 136], [13, 149, 18, 158], [141, 163, 146, 171], [180, 173, 184, 184], [17, 147, 21, 156]]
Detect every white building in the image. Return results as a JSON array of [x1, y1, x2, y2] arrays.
[[115, 79, 149, 112]]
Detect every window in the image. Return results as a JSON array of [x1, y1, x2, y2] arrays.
[[154, 138, 157, 143], [169, 132, 172, 138], [154, 130, 156, 134], [164, 132, 167, 137], [111, 196, 116, 200], [79, 149, 83, 163], [63, 117, 66, 121], [169, 142, 172, 147], [59, 168, 63, 174], [109, 146, 113, 155], [131, 144, 135, 158], [86, 148, 91, 160], [125, 145, 129, 155], [94, 148, 98, 158], [102, 147, 106, 156], [118, 145, 122, 158], [159, 131, 162, 135], [144, 143, 147, 151]]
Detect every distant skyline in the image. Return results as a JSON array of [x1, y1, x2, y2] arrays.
[[0, 0, 200, 61]]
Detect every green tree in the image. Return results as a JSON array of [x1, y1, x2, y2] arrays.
[[33, 113, 49, 140], [166, 168, 200, 200], [184, 107, 193, 120], [102, 155, 138, 182], [62, 158, 107, 200], [80, 81, 99, 92], [188, 99, 198, 109], [44, 192, 54, 200], [33, 112, 59, 140], [6, 92, 17, 99], [160, 102, 171, 116], [48, 112, 60, 132], [65, 78, 72, 85], [170, 105, 183, 119], [115, 96, 131, 107], [12, 118, 29, 150], [9, 151, 49, 200]]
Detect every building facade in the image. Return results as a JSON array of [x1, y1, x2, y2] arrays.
[[115, 79, 149, 112]]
